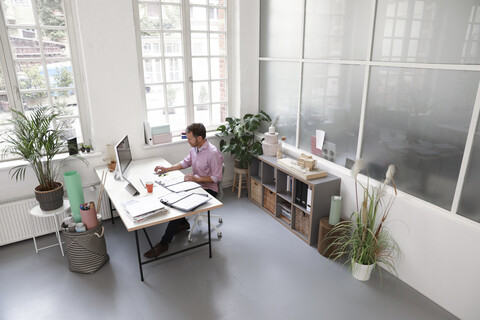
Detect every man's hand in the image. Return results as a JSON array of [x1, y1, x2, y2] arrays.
[[184, 174, 196, 182], [154, 166, 169, 174]]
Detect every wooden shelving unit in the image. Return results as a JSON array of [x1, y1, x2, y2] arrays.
[[249, 155, 341, 246]]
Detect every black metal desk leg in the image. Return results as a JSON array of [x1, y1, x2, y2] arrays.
[[135, 230, 144, 281], [208, 210, 212, 258], [108, 198, 115, 224]]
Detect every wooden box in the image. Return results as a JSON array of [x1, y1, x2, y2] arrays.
[[263, 188, 276, 214], [294, 207, 311, 237], [250, 178, 262, 204], [318, 217, 345, 258]]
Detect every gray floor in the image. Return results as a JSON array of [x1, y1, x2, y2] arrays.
[[0, 190, 457, 320]]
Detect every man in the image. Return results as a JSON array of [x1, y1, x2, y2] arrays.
[[144, 123, 224, 258]]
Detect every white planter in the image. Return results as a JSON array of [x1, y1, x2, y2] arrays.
[[352, 260, 376, 281]]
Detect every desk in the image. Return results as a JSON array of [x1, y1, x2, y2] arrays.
[[94, 157, 223, 281], [29, 199, 70, 256]]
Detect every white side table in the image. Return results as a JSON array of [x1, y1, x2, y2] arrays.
[[29, 199, 71, 256]]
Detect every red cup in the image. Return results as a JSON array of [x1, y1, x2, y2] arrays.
[[146, 181, 154, 193]]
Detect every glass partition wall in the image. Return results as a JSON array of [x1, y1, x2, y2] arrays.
[[259, 0, 480, 223]]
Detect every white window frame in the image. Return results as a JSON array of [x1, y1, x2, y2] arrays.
[[133, 0, 230, 135], [259, 0, 480, 217], [0, 0, 90, 161]]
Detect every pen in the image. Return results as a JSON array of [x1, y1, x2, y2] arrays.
[[193, 193, 209, 197], [140, 178, 146, 188]]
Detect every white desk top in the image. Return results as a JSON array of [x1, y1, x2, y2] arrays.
[[94, 157, 223, 231], [30, 199, 71, 218]]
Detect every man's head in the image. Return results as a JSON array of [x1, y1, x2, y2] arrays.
[[185, 123, 206, 148]]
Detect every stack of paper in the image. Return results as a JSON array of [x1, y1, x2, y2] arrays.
[[122, 196, 167, 223]]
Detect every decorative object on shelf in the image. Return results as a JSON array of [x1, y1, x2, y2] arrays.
[[326, 160, 400, 281], [0, 107, 87, 211], [263, 116, 279, 156], [64, 171, 85, 222], [276, 157, 327, 180], [216, 110, 271, 169], [328, 196, 342, 225]]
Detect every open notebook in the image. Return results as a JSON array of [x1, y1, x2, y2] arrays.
[[160, 191, 211, 211]]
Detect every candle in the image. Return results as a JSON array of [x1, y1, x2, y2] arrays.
[[329, 196, 342, 225]]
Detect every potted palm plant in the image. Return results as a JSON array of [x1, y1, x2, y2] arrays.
[[216, 111, 271, 169], [1, 107, 86, 211], [326, 160, 400, 281]]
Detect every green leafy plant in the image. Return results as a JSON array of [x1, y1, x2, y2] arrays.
[[216, 111, 271, 169], [0, 107, 86, 191], [326, 160, 400, 276]]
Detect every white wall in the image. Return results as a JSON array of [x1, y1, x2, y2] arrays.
[[1, 0, 478, 319]]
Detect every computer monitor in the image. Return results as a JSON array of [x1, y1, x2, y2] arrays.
[[114, 134, 132, 179]]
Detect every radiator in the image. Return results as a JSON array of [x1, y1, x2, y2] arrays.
[[0, 188, 112, 247]]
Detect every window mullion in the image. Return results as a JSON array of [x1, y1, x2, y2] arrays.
[[30, 0, 53, 109], [182, 0, 194, 125], [0, 7, 22, 112]]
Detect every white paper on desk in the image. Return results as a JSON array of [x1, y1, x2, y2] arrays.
[[123, 197, 166, 217], [166, 181, 201, 192], [155, 185, 172, 198], [316, 130, 325, 149]]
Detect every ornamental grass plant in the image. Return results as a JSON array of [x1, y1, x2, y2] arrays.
[[326, 159, 400, 276]]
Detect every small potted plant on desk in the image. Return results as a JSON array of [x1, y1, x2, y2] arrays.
[[326, 160, 400, 281], [0, 107, 87, 211]]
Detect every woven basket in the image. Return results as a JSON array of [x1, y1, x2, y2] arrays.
[[263, 188, 276, 214], [294, 207, 311, 237], [62, 221, 109, 274], [250, 178, 262, 204]]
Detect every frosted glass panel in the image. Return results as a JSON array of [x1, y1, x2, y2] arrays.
[[373, 0, 480, 64], [304, 0, 372, 60], [362, 67, 480, 210], [260, 0, 303, 58], [259, 61, 300, 145], [459, 125, 480, 223], [299, 63, 364, 166]]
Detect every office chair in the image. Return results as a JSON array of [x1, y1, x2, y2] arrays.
[[188, 165, 224, 241]]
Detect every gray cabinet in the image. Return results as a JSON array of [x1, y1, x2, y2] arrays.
[[249, 155, 341, 246]]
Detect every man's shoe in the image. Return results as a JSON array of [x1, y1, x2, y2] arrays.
[[176, 221, 190, 234], [143, 243, 168, 259]]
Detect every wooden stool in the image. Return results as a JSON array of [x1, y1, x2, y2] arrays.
[[232, 166, 249, 198]]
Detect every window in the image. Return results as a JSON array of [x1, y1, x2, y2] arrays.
[[260, 0, 480, 222], [0, 0, 84, 159], [135, 0, 228, 132]]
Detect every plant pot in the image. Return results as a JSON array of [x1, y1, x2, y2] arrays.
[[34, 182, 64, 211], [234, 159, 248, 170], [352, 260, 376, 281]]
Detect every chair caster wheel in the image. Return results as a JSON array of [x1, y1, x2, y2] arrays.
[[188, 237, 193, 242], [217, 232, 222, 238], [219, 218, 223, 223]]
